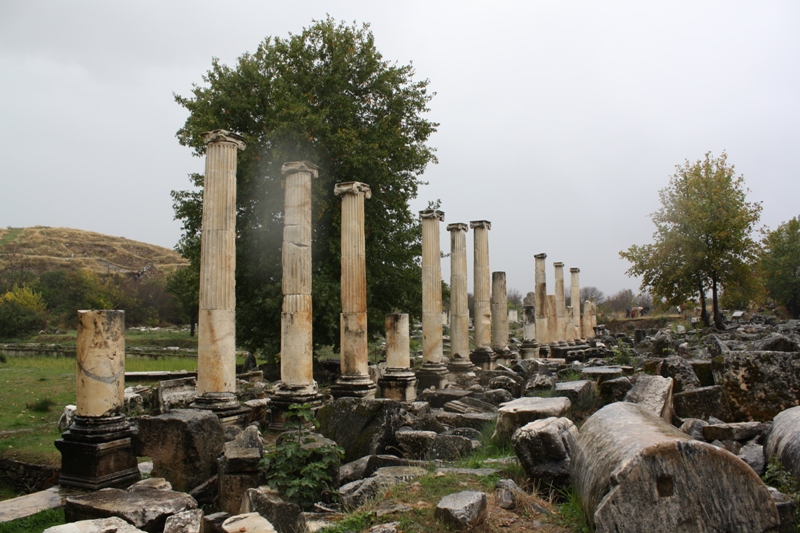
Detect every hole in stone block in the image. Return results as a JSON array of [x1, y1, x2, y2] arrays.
[[656, 474, 674, 497]]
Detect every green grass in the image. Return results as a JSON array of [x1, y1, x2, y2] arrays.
[[0, 227, 23, 247], [0, 508, 64, 533], [27, 328, 199, 349], [317, 511, 375, 533], [553, 488, 591, 533]]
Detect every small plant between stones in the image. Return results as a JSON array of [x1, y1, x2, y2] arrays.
[[259, 403, 344, 509], [762, 456, 800, 528]]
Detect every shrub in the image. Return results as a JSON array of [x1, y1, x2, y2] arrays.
[[0, 299, 46, 339]]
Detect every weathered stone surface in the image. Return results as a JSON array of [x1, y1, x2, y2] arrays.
[[580, 366, 624, 383], [672, 385, 733, 422], [764, 405, 800, 480], [239, 487, 305, 533], [416, 388, 472, 407], [430, 434, 474, 460], [434, 410, 495, 431], [512, 417, 577, 489], [338, 455, 412, 485], [571, 402, 779, 532], [43, 517, 146, 533], [756, 333, 800, 352], [713, 350, 800, 421], [134, 409, 225, 491], [488, 375, 521, 397], [482, 388, 515, 406], [65, 488, 198, 533], [624, 375, 673, 420], [769, 487, 798, 533], [163, 509, 204, 533], [127, 477, 171, 491], [434, 491, 487, 530], [493, 397, 571, 442], [679, 418, 708, 441], [339, 475, 396, 511], [598, 376, 632, 404], [221, 513, 277, 533], [738, 443, 766, 476], [317, 398, 404, 463], [395, 429, 436, 459], [218, 470, 260, 516], [203, 511, 230, 533], [660, 355, 700, 393], [554, 380, 595, 403], [373, 466, 427, 482], [703, 421, 766, 442]]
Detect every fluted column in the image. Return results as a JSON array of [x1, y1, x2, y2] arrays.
[[491, 271, 510, 353], [271, 161, 322, 426], [196, 130, 245, 410], [470, 220, 495, 368], [378, 313, 417, 400], [416, 209, 448, 390], [570, 268, 582, 340], [331, 182, 376, 399], [447, 223, 471, 360], [554, 262, 567, 342], [534, 253, 549, 346]]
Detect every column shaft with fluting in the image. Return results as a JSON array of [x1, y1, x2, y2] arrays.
[[570, 268, 581, 340], [332, 182, 375, 399], [491, 271, 510, 353], [554, 262, 567, 342], [447, 223, 470, 360], [416, 210, 448, 390], [197, 130, 245, 403], [534, 253, 549, 345], [471, 221, 492, 352]]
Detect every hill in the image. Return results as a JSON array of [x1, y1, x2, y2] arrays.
[[0, 226, 188, 277]]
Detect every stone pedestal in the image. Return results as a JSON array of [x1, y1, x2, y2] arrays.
[[331, 182, 376, 400], [56, 310, 139, 490], [470, 220, 495, 370], [379, 314, 417, 400], [534, 253, 548, 345], [271, 161, 323, 428], [569, 268, 581, 340], [416, 210, 449, 390], [554, 262, 567, 342], [520, 340, 540, 360]]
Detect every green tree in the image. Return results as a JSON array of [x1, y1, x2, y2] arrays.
[[166, 266, 200, 336], [0, 285, 47, 339], [172, 18, 437, 358], [762, 216, 800, 317], [621, 152, 762, 328], [37, 269, 117, 327]]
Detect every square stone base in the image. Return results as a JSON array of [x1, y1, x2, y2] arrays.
[[415, 364, 449, 392], [378, 372, 417, 401], [470, 348, 497, 370], [55, 436, 140, 491]]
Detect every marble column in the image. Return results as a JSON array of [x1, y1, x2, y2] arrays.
[[55, 310, 139, 490], [547, 294, 559, 347], [470, 220, 495, 369], [271, 161, 323, 427], [446, 223, 474, 375], [520, 292, 539, 359], [378, 313, 417, 400], [590, 300, 598, 336], [331, 182, 376, 399], [416, 209, 448, 390], [583, 300, 594, 338], [570, 268, 582, 340], [554, 262, 567, 342], [491, 272, 514, 363], [534, 253, 549, 346], [194, 130, 246, 413]]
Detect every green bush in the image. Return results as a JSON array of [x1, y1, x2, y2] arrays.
[[0, 299, 46, 339]]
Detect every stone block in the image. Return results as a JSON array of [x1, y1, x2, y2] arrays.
[[434, 491, 487, 530], [317, 398, 404, 463], [512, 417, 577, 489], [239, 487, 305, 533], [672, 385, 732, 422], [703, 422, 766, 442], [339, 475, 397, 511], [221, 513, 277, 533], [764, 405, 800, 481], [624, 375, 673, 420], [493, 397, 571, 442], [43, 516, 146, 533], [163, 509, 204, 533]]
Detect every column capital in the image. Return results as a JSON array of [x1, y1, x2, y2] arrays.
[[281, 161, 319, 178], [446, 222, 468, 233], [470, 220, 491, 230], [535, 253, 547, 259], [553, 262, 564, 268], [570, 267, 580, 273], [334, 181, 372, 199], [420, 209, 445, 222], [201, 129, 246, 151]]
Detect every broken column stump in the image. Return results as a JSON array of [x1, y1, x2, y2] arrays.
[[765, 405, 800, 481], [571, 402, 779, 533]]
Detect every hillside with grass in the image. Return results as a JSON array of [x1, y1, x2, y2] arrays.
[[0, 226, 187, 277]]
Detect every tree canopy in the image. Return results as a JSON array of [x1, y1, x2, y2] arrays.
[[762, 216, 800, 318], [620, 152, 762, 328], [172, 18, 438, 358]]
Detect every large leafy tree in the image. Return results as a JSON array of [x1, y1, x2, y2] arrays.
[[172, 18, 437, 358], [762, 216, 800, 318], [621, 152, 762, 328]]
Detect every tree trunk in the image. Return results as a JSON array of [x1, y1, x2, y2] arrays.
[[570, 402, 779, 532], [712, 276, 725, 330], [698, 283, 710, 327]]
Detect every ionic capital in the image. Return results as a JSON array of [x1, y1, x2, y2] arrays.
[[570, 267, 581, 273], [446, 223, 468, 233], [420, 209, 445, 222], [281, 161, 319, 178], [470, 220, 491, 230], [535, 253, 547, 259], [334, 181, 372, 199], [553, 262, 564, 268], [201, 129, 246, 151]]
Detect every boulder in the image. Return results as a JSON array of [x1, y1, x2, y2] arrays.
[[764, 405, 800, 480], [339, 475, 397, 511], [482, 388, 514, 406], [163, 510, 204, 533], [679, 418, 708, 441], [660, 356, 700, 393], [434, 491, 487, 530], [416, 388, 472, 408], [493, 397, 571, 442], [134, 409, 225, 491], [511, 417, 577, 489], [570, 402, 779, 532], [738, 443, 766, 476], [713, 350, 800, 421], [672, 385, 733, 422], [239, 487, 305, 533], [338, 455, 413, 485], [221, 513, 276, 533], [434, 410, 495, 431], [554, 380, 596, 403], [756, 333, 800, 352], [598, 376, 632, 404], [65, 488, 198, 533], [317, 398, 405, 463], [624, 375, 673, 420], [43, 517, 146, 533]]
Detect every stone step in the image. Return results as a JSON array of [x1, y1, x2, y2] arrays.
[[0, 486, 79, 523]]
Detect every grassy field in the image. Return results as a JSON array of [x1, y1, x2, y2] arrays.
[[17, 328, 199, 350]]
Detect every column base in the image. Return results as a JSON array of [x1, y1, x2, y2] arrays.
[[470, 347, 497, 370], [415, 362, 449, 391], [55, 415, 140, 491], [520, 341, 540, 360], [191, 392, 251, 430], [331, 375, 377, 400], [378, 369, 417, 401], [493, 347, 518, 367], [269, 383, 323, 431]]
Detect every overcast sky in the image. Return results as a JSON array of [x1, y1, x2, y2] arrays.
[[1, 1, 798, 298]]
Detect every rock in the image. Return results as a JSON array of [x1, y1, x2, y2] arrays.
[[203, 512, 230, 533], [525, 373, 557, 393], [127, 477, 171, 491], [163, 509, 204, 533], [218, 425, 265, 514], [764, 405, 800, 480], [652, 331, 674, 356], [705, 334, 730, 358], [373, 466, 427, 482], [339, 475, 397, 511], [702, 422, 766, 442], [493, 397, 571, 442], [58, 405, 76, 433], [554, 380, 596, 403], [769, 487, 798, 533], [512, 417, 577, 489], [481, 388, 514, 406], [580, 366, 624, 383], [713, 351, 800, 421], [660, 356, 701, 393], [756, 333, 800, 352], [443, 396, 497, 414], [239, 487, 305, 533], [338, 455, 412, 485], [221, 513, 276, 533], [488, 375, 522, 397], [689, 360, 714, 387], [570, 402, 779, 533], [738, 443, 766, 476], [672, 385, 733, 422], [433, 410, 495, 431], [367, 522, 399, 533], [374, 499, 410, 517], [65, 488, 198, 533], [598, 377, 632, 404], [434, 491, 487, 530], [679, 418, 708, 441], [495, 487, 516, 509], [43, 517, 146, 533], [395, 430, 436, 459], [624, 375, 673, 420], [416, 388, 472, 407], [134, 409, 225, 491], [317, 398, 405, 463]]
